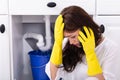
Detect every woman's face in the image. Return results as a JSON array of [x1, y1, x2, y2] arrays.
[[64, 29, 81, 47]]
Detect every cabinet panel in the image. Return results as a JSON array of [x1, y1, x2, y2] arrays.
[[9, 0, 95, 15], [97, 0, 120, 15], [95, 16, 120, 46], [0, 15, 10, 80], [96, 16, 120, 80], [0, 0, 8, 14], [95, 16, 120, 80]]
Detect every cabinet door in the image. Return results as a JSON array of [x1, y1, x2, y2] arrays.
[[9, 0, 95, 15], [95, 16, 120, 46], [97, 0, 120, 15], [0, 0, 8, 14], [0, 15, 10, 80], [95, 16, 120, 80]]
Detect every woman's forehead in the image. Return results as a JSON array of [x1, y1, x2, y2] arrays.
[[64, 29, 79, 37]]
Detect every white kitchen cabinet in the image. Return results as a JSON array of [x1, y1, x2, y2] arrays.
[[0, 15, 10, 80], [95, 16, 120, 43], [10, 15, 53, 80], [7, 0, 120, 80], [9, 0, 95, 15], [0, 0, 8, 14], [97, 0, 120, 15]]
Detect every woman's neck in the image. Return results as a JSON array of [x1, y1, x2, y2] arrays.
[[97, 36, 104, 46]]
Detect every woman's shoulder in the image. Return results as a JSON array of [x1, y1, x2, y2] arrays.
[[96, 37, 118, 51], [104, 37, 118, 49], [96, 37, 119, 58]]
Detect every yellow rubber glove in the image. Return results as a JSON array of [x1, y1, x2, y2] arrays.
[[50, 15, 64, 65], [78, 26, 102, 76]]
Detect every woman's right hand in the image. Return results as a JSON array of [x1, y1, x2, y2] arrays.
[[50, 15, 64, 65], [54, 15, 64, 44]]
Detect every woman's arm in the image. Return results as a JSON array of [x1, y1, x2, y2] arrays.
[[78, 27, 104, 80], [50, 62, 58, 80], [86, 74, 104, 80], [94, 74, 104, 80]]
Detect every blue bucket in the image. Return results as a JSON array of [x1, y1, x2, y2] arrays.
[[28, 49, 51, 80]]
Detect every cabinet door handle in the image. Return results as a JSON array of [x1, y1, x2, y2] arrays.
[[100, 24, 105, 33], [0, 24, 5, 33], [47, 2, 56, 8]]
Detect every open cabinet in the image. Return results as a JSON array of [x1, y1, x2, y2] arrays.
[[8, 0, 96, 79], [9, 15, 56, 80]]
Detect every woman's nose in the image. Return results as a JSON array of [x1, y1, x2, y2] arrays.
[[69, 39, 78, 45], [69, 40, 74, 45]]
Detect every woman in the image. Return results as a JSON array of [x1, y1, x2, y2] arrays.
[[50, 6, 120, 80]]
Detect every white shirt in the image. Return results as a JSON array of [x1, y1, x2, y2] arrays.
[[54, 37, 120, 80]]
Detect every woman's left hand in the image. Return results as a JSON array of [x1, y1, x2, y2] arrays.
[[78, 26, 102, 76]]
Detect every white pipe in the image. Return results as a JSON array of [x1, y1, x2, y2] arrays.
[[39, 15, 52, 51], [23, 33, 44, 48], [22, 33, 44, 74]]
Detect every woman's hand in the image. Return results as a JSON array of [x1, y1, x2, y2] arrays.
[[50, 15, 64, 65], [78, 26, 102, 76], [54, 15, 64, 44]]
